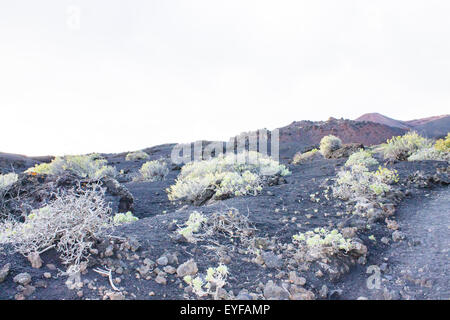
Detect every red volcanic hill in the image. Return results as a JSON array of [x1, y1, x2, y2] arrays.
[[276, 117, 407, 159], [356, 113, 450, 138]]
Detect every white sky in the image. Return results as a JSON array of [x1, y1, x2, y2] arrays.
[[1, 0, 449, 156]]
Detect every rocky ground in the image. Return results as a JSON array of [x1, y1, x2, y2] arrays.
[[0, 144, 448, 300]]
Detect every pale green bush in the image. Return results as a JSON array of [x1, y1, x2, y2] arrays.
[[113, 211, 139, 225], [177, 211, 207, 242], [184, 264, 229, 299], [380, 132, 432, 161], [434, 133, 450, 152], [133, 160, 169, 182], [167, 151, 290, 203], [0, 173, 18, 197], [292, 148, 319, 164], [26, 154, 116, 180], [125, 150, 150, 161], [0, 184, 113, 273], [292, 228, 359, 260], [319, 135, 342, 158], [333, 165, 394, 200], [345, 149, 378, 167], [408, 147, 449, 162]]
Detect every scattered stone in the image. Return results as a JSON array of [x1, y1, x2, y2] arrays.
[[163, 266, 176, 274], [13, 273, 32, 286], [262, 251, 283, 269], [15, 293, 25, 300], [22, 285, 35, 297], [105, 291, 125, 300], [77, 291, 84, 298], [155, 275, 167, 285], [105, 245, 114, 257], [288, 271, 306, 286], [0, 263, 10, 283], [357, 296, 368, 300], [157, 256, 169, 266], [46, 264, 57, 271], [289, 285, 316, 300], [381, 237, 390, 245], [27, 252, 43, 269], [319, 285, 328, 298], [392, 230, 406, 242], [43, 272, 52, 279], [263, 280, 290, 300], [177, 260, 198, 277]]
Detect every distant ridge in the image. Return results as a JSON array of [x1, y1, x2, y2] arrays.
[[356, 113, 450, 138]]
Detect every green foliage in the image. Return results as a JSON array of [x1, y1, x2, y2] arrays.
[[26, 154, 116, 180], [434, 133, 450, 152], [345, 149, 378, 167], [113, 211, 139, 225], [133, 160, 169, 182], [319, 135, 342, 158], [177, 211, 207, 242], [167, 151, 290, 202], [184, 264, 229, 299], [125, 150, 150, 161], [408, 146, 449, 162], [380, 132, 431, 161], [292, 148, 319, 164]]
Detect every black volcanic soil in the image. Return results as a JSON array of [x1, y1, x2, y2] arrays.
[[0, 146, 448, 300]]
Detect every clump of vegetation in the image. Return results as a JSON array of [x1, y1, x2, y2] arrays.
[[292, 148, 319, 164], [345, 149, 378, 167], [184, 264, 229, 299], [0, 184, 114, 274], [177, 211, 208, 242], [333, 165, 397, 200], [26, 154, 116, 180], [133, 160, 169, 182], [319, 135, 342, 158], [292, 228, 358, 260], [113, 211, 139, 225], [379, 132, 431, 161], [125, 150, 150, 161], [167, 151, 290, 203], [0, 173, 18, 198], [408, 147, 449, 162], [434, 133, 450, 152]]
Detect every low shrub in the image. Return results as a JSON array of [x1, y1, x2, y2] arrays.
[[408, 147, 449, 162], [292, 228, 358, 260], [434, 133, 450, 152], [292, 148, 319, 164], [133, 160, 169, 182], [380, 132, 431, 161], [125, 150, 150, 161], [167, 151, 290, 203], [0, 184, 114, 273], [0, 173, 18, 198], [26, 154, 116, 180], [184, 264, 229, 299], [113, 211, 139, 225], [345, 149, 378, 167], [177, 211, 207, 242], [319, 135, 342, 158]]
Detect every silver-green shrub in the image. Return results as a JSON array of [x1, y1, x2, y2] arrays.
[[133, 160, 169, 182], [319, 135, 342, 158]]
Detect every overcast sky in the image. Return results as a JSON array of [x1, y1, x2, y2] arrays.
[[1, 0, 449, 156]]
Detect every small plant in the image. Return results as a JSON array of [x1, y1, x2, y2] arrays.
[[125, 150, 150, 161], [379, 132, 431, 161], [26, 154, 116, 180], [167, 151, 290, 203], [408, 147, 449, 162], [113, 211, 139, 225], [373, 166, 399, 184], [292, 228, 357, 260], [0, 184, 114, 274], [177, 211, 207, 242], [319, 135, 342, 158], [345, 149, 378, 167], [292, 148, 319, 164], [184, 264, 229, 299], [0, 173, 18, 197], [434, 133, 450, 152], [133, 160, 169, 182]]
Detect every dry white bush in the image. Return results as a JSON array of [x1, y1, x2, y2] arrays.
[[319, 135, 342, 158], [133, 160, 169, 182], [378, 132, 431, 161], [0, 184, 114, 273], [0, 173, 18, 198]]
